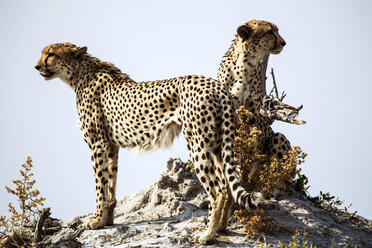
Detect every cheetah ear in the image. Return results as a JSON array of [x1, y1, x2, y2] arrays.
[[73, 46, 87, 58], [237, 25, 252, 41]]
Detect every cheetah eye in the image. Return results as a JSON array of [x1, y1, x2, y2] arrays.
[[48, 52, 55, 57]]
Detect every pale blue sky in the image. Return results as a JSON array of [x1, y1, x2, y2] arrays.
[[0, 0, 371, 221]]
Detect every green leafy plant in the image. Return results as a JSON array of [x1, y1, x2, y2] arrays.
[[293, 173, 310, 196], [311, 191, 343, 209]]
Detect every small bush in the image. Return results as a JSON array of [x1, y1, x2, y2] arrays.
[[0, 157, 46, 247], [234, 107, 307, 239], [234, 107, 306, 198], [311, 191, 343, 209], [235, 208, 279, 239]]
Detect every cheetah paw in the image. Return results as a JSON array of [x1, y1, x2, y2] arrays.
[[193, 232, 213, 244], [217, 226, 228, 233], [84, 217, 105, 229]]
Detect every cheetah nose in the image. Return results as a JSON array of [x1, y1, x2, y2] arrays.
[[35, 65, 41, 71], [281, 41, 286, 47]]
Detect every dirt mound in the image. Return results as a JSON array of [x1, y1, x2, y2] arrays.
[[8, 158, 371, 248], [113, 158, 208, 223]]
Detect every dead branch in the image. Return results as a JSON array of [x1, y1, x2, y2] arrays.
[[34, 208, 51, 246], [259, 61, 306, 125], [270, 68, 279, 99], [0, 227, 33, 248], [260, 96, 306, 125]]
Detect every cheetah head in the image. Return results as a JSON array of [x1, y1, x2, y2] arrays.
[[236, 20, 286, 57], [35, 42, 87, 82]]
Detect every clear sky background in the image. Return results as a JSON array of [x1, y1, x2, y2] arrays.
[[0, 0, 371, 221]]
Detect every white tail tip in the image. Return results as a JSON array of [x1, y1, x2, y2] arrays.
[[251, 192, 264, 207]]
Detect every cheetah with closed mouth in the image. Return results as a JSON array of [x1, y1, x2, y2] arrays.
[[218, 20, 292, 170], [35, 42, 263, 244]]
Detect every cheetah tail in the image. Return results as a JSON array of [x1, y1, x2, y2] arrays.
[[221, 111, 264, 210]]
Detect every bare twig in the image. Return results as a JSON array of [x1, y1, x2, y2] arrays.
[[280, 91, 287, 101], [270, 68, 279, 98]]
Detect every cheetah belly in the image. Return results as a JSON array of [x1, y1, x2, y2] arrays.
[[104, 107, 182, 152]]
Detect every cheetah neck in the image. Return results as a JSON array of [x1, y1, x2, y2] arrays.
[[60, 57, 91, 91], [232, 39, 263, 72], [60, 67, 79, 91], [67, 55, 131, 92], [222, 37, 266, 113]]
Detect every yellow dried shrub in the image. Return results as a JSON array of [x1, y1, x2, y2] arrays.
[[235, 106, 306, 198], [0, 157, 46, 247], [234, 107, 307, 239], [235, 208, 279, 239]]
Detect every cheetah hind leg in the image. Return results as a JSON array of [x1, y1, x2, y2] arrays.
[[194, 191, 225, 244], [106, 145, 119, 226], [190, 156, 225, 244], [270, 132, 292, 161], [213, 155, 233, 233], [269, 132, 292, 198], [217, 190, 233, 233]]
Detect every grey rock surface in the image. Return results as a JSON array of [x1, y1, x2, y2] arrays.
[[34, 158, 372, 248]]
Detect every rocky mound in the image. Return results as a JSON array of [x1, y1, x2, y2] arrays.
[[5, 158, 371, 248]]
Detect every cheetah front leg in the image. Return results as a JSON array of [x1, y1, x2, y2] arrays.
[[85, 141, 112, 229]]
